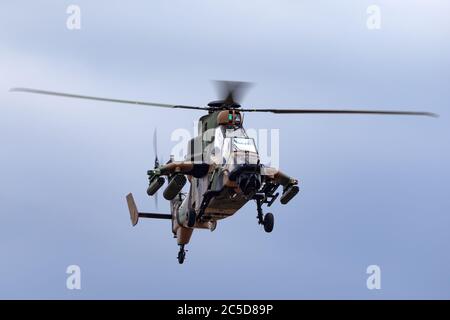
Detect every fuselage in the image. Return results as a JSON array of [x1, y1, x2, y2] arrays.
[[171, 109, 261, 243]]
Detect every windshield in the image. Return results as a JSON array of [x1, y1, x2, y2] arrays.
[[219, 137, 259, 165], [207, 127, 258, 165], [232, 137, 257, 153], [225, 127, 247, 138]]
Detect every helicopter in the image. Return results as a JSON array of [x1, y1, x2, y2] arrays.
[[10, 81, 437, 264]]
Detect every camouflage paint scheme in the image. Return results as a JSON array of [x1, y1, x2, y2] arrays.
[[150, 110, 299, 247]]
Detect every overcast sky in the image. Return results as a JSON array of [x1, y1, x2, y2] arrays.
[[0, 0, 449, 299]]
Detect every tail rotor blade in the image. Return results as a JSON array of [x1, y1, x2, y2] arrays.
[[154, 190, 159, 210], [153, 127, 160, 209], [154, 162, 165, 211], [153, 128, 159, 168]]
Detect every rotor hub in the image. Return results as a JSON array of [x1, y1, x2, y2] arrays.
[[207, 100, 241, 110]]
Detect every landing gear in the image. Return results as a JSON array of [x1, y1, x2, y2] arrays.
[[263, 212, 274, 233], [256, 197, 274, 233], [177, 244, 186, 264]]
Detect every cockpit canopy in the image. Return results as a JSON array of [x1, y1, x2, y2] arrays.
[[186, 124, 258, 166], [211, 127, 259, 166]]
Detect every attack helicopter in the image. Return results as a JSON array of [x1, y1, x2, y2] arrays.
[[10, 81, 437, 264]]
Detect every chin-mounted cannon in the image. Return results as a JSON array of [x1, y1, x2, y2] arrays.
[[228, 163, 262, 197], [236, 172, 262, 197]]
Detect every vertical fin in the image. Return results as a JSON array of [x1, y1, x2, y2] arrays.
[[126, 193, 139, 226]]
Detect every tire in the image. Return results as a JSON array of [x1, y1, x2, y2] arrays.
[[263, 213, 274, 233], [178, 250, 185, 264]]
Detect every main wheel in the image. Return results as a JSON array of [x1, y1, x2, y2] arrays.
[[263, 212, 274, 233]]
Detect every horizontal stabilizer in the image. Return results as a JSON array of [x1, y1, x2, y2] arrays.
[[126, 193, 171, 227]]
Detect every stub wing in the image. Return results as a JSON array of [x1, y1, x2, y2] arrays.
[[150, 162, 211, 178], [146, 162, 211, 201]]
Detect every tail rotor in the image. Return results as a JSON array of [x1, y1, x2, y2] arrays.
[[153, 128, 161, 209]]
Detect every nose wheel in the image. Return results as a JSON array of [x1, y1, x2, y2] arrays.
[[177, 244, 186, 264], [256, 198, 274, 233]]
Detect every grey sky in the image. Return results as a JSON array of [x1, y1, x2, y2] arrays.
[[0, 1, 449, 299]]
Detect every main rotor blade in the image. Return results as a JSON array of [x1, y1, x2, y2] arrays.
[[240, 108, 438, 117], [10, 87, 208, 111]]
